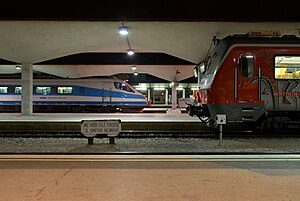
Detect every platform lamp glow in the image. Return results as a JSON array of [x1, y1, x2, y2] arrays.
[[118, 25, 128, 36], [127, 48, 134, 55], [119, 21, 135, 55]]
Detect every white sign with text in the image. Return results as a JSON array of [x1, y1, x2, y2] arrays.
[[81, 119, 121, 137]]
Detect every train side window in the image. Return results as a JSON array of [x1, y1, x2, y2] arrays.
[[239, 55, 254, 78], [275, 56, 300, 79], [36, 86, 51, 94], [0, 87, 8, 93], [15, 87, 22, 94], [58, 86, 73, 94]]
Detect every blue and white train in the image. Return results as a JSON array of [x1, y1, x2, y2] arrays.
[[0, 76, 149, 113]]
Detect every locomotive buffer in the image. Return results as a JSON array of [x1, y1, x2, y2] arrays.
[[81, 119, 121, 145]]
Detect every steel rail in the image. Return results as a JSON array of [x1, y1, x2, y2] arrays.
[[0, 129, 299, 138]]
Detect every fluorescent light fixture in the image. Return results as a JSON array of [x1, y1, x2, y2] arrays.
[[119, 26, 128, 35], [127, 49, 134, 55], [154, 87, 165, 91], [135, 87, 147, 91]]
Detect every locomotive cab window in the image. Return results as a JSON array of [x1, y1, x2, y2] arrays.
[[275, 56, 300, 79], [114, 82, 135, 93], [114, 82, 122, 90], [239, 55, 254, 78], [121, 84, 134, 93]]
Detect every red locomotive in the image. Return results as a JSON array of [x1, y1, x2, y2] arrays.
[[187, 31, 300, 132]]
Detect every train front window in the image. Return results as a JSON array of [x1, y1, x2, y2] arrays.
[[114, 82, 122, 90], [121, 83, 134, 93], [114, 82, 135, 93], [206, 53, 221, 74], [275, 56, 300, 79], [194, 62, 205, 78]]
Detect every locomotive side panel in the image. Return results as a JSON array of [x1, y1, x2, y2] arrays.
[[275, 80, 300, 111]]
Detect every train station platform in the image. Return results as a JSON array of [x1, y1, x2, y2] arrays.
[[0, 154, 299, 201], [0, 112, 209, 134]]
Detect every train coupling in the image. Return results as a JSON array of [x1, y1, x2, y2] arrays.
[[186, 103, 210, 118]]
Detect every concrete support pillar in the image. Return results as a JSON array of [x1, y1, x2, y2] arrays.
[[171, 82, 178, 109], [147, 89, 151, 103], [165, 88, 168, 105], [21, 63, 33, 116]]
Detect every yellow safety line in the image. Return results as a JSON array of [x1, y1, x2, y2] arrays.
[[1, 157, 300, 162]]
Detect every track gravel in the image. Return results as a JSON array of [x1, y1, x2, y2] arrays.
[[1, 137, 300, 153]]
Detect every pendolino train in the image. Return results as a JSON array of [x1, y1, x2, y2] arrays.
[[0, 76, 149, 113], [187, 31, 300, 131]]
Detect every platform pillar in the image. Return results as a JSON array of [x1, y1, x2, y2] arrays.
[[182, 88, 186, 98], [165, 89, 169, 105], [147, 89, 151, 103], [21, 63, 33, 116], [171, 82, 178, 109]]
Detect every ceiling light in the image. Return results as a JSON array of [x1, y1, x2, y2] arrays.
[[16, 65, 21, 70], [119, 26, 128, 35], [134, 72, 138, 76], [127, 49, 134, 55], [131, 66, 137, 70]]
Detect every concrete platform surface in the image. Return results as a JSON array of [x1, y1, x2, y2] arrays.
[[0, 113, 206, 133], [0, 156, 300, 201]]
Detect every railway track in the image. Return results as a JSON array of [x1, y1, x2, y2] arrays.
[[0, 129, 299, 138]]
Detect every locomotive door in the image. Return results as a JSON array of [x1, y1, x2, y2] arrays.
[[236, 54, 258, 102], [101, 82, 112, 104]]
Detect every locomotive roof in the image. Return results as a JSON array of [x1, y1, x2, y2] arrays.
[[220, 35, 300, 48]]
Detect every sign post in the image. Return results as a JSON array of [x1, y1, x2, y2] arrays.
[[81, 119, 121, 145], [216, 114, 226, 146]]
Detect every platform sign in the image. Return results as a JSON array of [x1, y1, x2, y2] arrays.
[[81, 119, 121, 137]]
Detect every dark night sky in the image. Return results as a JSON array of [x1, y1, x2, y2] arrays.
[[1, 1, 300, 22]]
